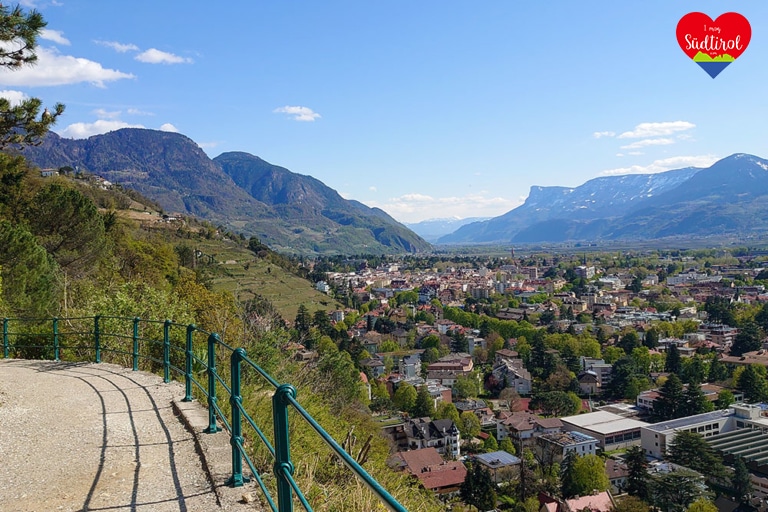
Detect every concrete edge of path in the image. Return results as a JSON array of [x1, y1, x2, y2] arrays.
[[172, 398, 263, 510]]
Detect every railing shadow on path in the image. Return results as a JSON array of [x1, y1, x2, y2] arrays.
[[1, 359, 219, 512], [1, 316, 409, 512]]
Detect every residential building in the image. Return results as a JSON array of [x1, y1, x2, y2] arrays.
[[496, 411, 562, 449], [535, 431, 598, 468], [492, 358, 533, 395], [426, 354, 473, 387], [539, 491, 616, 512], [390, 447, 466, 497], [473, 450, 521, 483], [403, 417, 461, 458]]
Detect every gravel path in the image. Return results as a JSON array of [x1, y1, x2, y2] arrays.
[[0, 359, 225, 512]]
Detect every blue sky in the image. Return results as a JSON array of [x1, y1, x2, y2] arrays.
[[1, 1, 766, 223]]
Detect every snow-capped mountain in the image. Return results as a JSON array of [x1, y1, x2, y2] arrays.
[[439, 154, 768, 244]]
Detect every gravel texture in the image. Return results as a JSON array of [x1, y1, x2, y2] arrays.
[[0, 359, 261, 512]]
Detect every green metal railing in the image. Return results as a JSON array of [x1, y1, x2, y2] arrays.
[[1, 315, 407, 512]]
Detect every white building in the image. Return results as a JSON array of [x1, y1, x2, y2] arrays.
[[640, 404, 768, 460], [561, 411, 649, 451]]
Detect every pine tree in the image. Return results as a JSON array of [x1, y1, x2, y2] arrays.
[[665, 343, 682, 374], [731, 456, 753, 504], [654, 373, 685, 421], [681, 380, 713, 417], [0, 5, 64, 148], [460, 462, 497, 511], [624, 445, 651, 501], [738, 364, 768, 403], [412, 385, 435, 418]]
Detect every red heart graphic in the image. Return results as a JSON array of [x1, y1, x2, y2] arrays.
[[676, 12, 751, 60]]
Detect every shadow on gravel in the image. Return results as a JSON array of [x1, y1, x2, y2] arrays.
[[7, 360, 203, 512]]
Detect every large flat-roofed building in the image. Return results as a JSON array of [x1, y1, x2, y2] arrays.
[[561, 411, 650, 451], [640, 404, 768, 460]]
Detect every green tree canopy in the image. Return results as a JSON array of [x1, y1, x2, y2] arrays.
[[654, 373, 685, 421], [393, 382, 417, 414], [453, 374, 480, 400], [731, 456, 753, 504], [459, 410, 481, 439], [624, 445, 651, 501], [435, 402, 461, 426], [561, 452, 610, 499], [0, 220, 59, 316], [27, 183, 107, 278], [460, 462, 497, 511], [412, 385, 435, 418], [738, 364, 768, 403], [667, 431, 726, 479]]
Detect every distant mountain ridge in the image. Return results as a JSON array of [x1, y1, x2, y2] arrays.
[[439, 154, 768, 243], [405, 217, 490, 242], [20, 129, 431, 255]]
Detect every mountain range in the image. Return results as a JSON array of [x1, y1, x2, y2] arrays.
[[20, 129, 431, 255], [439, 153, 768, 243], [19, 130, 768, 249], [404, 217, 490, 242]]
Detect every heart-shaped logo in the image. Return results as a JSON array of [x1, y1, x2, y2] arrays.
[[676, 12, 751, 78]]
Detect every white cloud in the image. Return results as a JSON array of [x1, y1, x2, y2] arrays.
[[41, 29, 70, 46], [601, 154, 719, 176], [93, 108, 121, 119], [369, 186, 377, 192], [0, 89, 29, 106], [620, 137, 675, 150], [127, 108, 154, 116], [618, 121, 695, 139], [197, 141, 221, 149], [57, 119, 145, 139], [0, 47, 134, 87], [273, 105, 321, 122], [159, 123, 179, 132], [367, 192, 521, 223], [593, 131, 616, 138], [95, 40, 140, 53], [135, 48, 193, 64]]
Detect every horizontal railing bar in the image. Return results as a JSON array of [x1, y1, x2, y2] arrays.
[[191, 376, 207, 395], [241, 355, 280, 389], [3, 315, 408, 512], [285, 394, 407, 512], [235, 438, 279, 512], [214, 372, 232, 395], [278, 465, 312, 511], [236, 402, 276, 458]]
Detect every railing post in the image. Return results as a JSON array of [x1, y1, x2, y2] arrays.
[[205, 333, 219, 433], [163, 319, 171, 383], [94, 315, 101, 363], [228, 348, 250, 487], [3, 318, 8, 359], [53, 317, 59, 361], [184, 324, 195, 402], [273, 384, 297, 512], [133, 317, 140, 371]]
